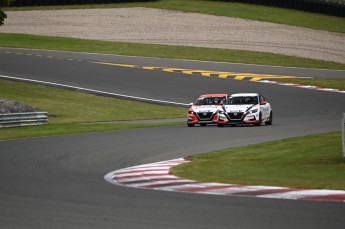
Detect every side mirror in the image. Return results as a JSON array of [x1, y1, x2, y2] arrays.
[[260, 101, 267, 105]]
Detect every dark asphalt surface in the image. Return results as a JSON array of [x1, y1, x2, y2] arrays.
[[0, 48, 344, 229]]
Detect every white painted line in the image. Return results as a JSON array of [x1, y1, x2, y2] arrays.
[[201, 185, 286, 195], [0, 74, 189, 107], [260, 189, 345, 200]]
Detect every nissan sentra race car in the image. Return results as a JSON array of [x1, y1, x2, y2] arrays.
[[217, 93, 272, 127], [187, 94, 230, 127]]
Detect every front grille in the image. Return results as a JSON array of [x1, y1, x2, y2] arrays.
[[196, 112, 213, 121], [228, 112, 244, 120]]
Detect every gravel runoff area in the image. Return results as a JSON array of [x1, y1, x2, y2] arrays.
[[0, 99, 37, 114], [1, 7, 345, 64]]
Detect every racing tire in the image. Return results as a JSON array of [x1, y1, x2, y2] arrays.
[[217, 123, 225, 127], [265, 111, 273, 125], [187, 123, 195, 127], [255, 113, 262, 126]]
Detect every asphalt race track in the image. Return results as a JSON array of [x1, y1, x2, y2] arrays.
[[0, 48, 345, 229]]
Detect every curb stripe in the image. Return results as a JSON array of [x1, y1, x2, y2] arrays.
[[92, 61, 298, 82], [143, 181, 198, 189], [105, 158, 345, 202], [121, 177, 185, 185], [258, 80, 345, 94], [113, 173, 170, 179], [115, 175, 177, 183], [177, 185, 235, 192], [116, 168, 170, 174]]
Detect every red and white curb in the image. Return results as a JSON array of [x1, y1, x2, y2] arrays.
[[258, 80, 345, 94], [104, 158, 345, 202]]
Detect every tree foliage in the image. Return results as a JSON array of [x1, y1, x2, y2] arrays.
[[1, 0, 16, 7], [0, 9, 6, 26], [0, 0, 15, 26]]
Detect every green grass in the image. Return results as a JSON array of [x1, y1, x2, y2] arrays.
[[4, 0, 345, 33], [0, 79, 185, 140], [172, 132, 345, 190], [0, 122, 183, 140]]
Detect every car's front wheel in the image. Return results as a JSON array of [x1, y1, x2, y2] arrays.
[[255, 113, 262, 126], [265, 111, 273, 125], [187, 123, 195, 127]]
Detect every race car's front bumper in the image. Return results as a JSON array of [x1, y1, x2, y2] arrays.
[[187, 112, 219, 125], [217, 112, 260, 125]]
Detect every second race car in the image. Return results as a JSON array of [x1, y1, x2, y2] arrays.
[[217, 93, 272, 127], [187, 94, 230, 127]]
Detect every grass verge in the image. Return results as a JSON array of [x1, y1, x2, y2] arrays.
[[0, 122, 183, 141], [172, 132, 345, 190], [4, 0, 345, 33], [0, 79, 185, 140]]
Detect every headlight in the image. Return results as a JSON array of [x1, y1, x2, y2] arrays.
[[218, 110, 225, 114], [249, 109, 258, 114], [188, 111, 195, 114]]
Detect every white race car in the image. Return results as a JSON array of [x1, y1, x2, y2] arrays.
[[217, 93, 272, 127], [187, 94, 230, 127]]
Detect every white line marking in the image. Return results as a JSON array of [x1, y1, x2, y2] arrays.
[[0, 74, 189, 107], [260, 190, 345, 200]]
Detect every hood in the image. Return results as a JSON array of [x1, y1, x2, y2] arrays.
[[223, 104, 257, 112], [191, 105, 220, 112]]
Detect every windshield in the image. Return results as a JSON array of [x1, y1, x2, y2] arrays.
[[225, 96, 258, 105], [194, 97, 226, 105]]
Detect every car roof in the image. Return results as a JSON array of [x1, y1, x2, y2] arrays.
[[199, 94, 229, 98], [231, 93, 259, 97]]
